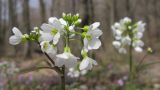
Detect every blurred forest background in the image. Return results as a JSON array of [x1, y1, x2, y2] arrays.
[[0, 0, 160, 90], [0, 0, 160, 57]]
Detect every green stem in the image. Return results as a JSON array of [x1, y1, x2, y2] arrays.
[[61, 66, 65, 90], [129, 40, 133, 82]]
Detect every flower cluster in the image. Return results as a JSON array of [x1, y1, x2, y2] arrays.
[[9, 13, 103, 72], [111, 17, 146, 54], [67, 67, 87, 78]]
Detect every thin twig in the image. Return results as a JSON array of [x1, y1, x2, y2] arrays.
[[19, 66, 62, 74], [136, 54, 147, 70], [37, 42, 62, 74]]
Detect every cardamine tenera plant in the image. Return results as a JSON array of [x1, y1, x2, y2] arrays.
[[9, 13, 103, 90]]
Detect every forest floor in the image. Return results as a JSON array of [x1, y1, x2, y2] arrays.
[[1, 52, 160, 90]]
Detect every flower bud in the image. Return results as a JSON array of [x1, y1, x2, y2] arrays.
[[64, 46, 71, 52], [147, 47, 153, 54], [83, 26, 89, 32]]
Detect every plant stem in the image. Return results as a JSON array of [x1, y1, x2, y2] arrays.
[[129, 40, 133, 82], [61, 66, 65, 90]]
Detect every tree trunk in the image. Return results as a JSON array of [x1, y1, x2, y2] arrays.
[[40, 0, 46, 23], [50, 0, 54, 16], [8, 0, 18, 56], [23, 0, 32, 58]]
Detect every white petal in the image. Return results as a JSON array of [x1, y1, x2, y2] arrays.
[[134, 47, 143, 52], [65, 53, 78, 68], [59, 18, 67, 25], [41, 23, 54, 33], [118, 48, 127, 54], [9, 35, 21, 45], [40, 41, 49, 52], [90, 22, 100, 30], [79, 58, 90, 70], [69, 26, 75, 32], [80, 70, 87, 75], [54, 58, 65, 67], [114, 22, 121, 29], [122, 17, 131, 23], [111, 23, 121, 34], [88, 38, 101, 50], [133, 40, 144, 47], [80, 57, 97, 70], [40, 41, 57, 55], [48, 53, 56, 60], [46, 46, 57, 55], [77, 19, 82, 23], [48, 17, 58, 24], [115, 35, 122, 40], [69, 68, 74, 72], [55, 52, 78, 68], [69, 53, 79, 60], [136, 32, 143, 39], [39, 31, 53, 42], [65, 58, 77, 68], [92, 59, 98, 66], [112, 41, 121, 49], [12, 27, 22, 36], [137, 21, 146, 32], [74, 71, 80, 77], [53, 32, 60, 45], [48, 17, 63, 31], [56, 53, 68, 59], [121, 37, 131, 45], [83, 38, 89, 50], [88, 29, 103, 38], [115, 30, 122, 36]]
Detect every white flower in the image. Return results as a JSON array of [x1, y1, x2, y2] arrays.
[[112, 17, 145, 53], [79, 57, 97, 70], [121, 36, 131, 45], [118, 48, 127, 54], [132, 40, 144, 47], [40, 17, 63, 44], [67, 68, 80, 78], [80, 69, 87, 75], [120, 17, 132, 24], [55, 52, 79, 68], [136, 21, 146, 32], [111, 23, 121, 34], [59, 18, 67, 26], [112, 41, 121, 49], [48, 17, 64, 33], [9, 27, 23, 45], [77, 19, 82, 23], [83, 22, 103, 50], [59, 18, 76, 37], [69, 25, 76, 38], [135, 32, 143, 39], [40, 41, 57, 56], [134, 47, 143, 52], [67, 67, 87, 78], [39, 31, 53, 42]]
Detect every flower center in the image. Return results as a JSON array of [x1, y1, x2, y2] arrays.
[[43, 42, 49, 50], [51, 28, 58, 35], [86, 35, 91, 41]]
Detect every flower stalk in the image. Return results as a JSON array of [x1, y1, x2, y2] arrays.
[[61, 66, 65, 90], [129, 40, 133, 82]]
